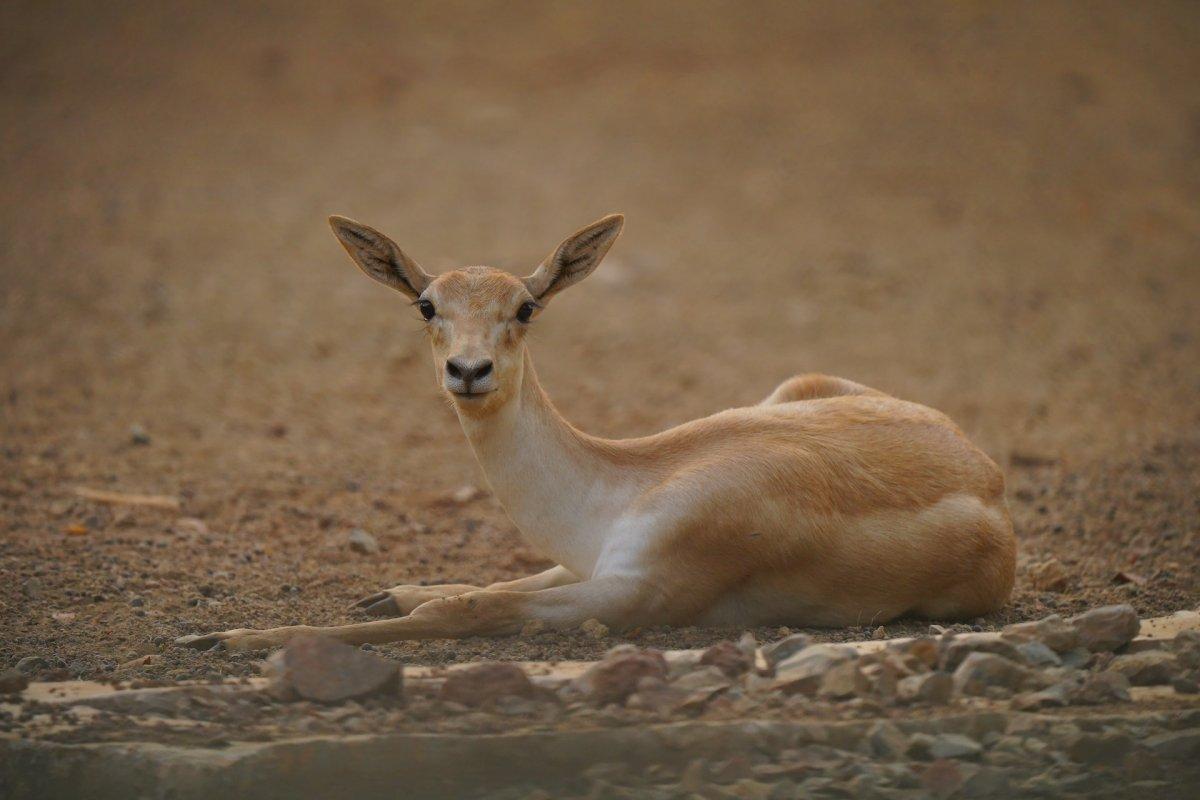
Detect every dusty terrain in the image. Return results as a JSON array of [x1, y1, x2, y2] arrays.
[[1, 1, 1198, 682]]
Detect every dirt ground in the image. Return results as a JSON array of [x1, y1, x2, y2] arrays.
[[1, 1, 1198, 682]]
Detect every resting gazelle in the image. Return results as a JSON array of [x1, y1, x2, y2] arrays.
[[178, 214, 1015, 651]]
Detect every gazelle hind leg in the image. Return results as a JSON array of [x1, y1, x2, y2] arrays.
[[760, 373, 885, 405], [177, 575, 656, 651]]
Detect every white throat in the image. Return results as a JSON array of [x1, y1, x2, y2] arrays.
[[454, 349, 637, 577]]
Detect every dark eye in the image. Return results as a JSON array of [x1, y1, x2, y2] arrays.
[[418, 299, 436, 321], [516, 301, 537, 323]]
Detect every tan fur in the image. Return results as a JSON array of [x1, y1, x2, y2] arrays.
[[177, 215, 1016, 652]]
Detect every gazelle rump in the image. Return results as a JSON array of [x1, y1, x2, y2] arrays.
[[177, 214, 1015, 651]]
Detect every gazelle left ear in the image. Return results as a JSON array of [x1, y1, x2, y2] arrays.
[[329, 215, 432, 300], [523, 214, 624, 302]]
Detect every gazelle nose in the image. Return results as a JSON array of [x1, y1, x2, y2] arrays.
[[446, 358, 493, 386]]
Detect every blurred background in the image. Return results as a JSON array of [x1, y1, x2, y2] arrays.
[[2, 1, 1197, 676]]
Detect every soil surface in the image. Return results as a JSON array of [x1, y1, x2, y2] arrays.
[[2, 2, 1198, 681]]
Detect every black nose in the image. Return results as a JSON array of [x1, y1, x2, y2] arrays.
[[446, 358, 493, 387]]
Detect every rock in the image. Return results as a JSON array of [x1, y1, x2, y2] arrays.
[[1171, 630, 1200, 669], [953, 652, 1034, 696], [1070, 604, 1140, 652], [346, 528, 379, 555], [266, 634, 401, 703], [897, 671, 953, 705], [671, 665, 731, 692], [1012, 682, 1070, 711], [941, 636, 1027, 671], [574, 649, 668, 705], [0, 669, 29, 694], [866, 721, 909, 759], [1002, 614, 1081, 653], [14, 656, 49, 675], [173, 517, 209, 536], [580, 618, 610, 639], [770, 644, 856, 696], [117, 654, 161, 670], [961, 766, 1011, 798], [451, 485, 483, 503], [1172, 672, 1200, 694], [929, 733, 983, 760], [700, 640, 753, 678], [1142, 730, 1200, 760], [817, 660, 868, 699], [871, 626, 887, 640], [919, 759, 966, 797], [1065, 732, 1133, 764], [1015, 640, 1062, 667], [1028, 558, 1069, 591], [439, 662, 534, 707], [129, 424, 151, 445], [1105, 650, 1178, 685], [625, 678, 691, 712], [889, 636, 940, 670], [761, 633, 811, 669], [1069, 671, 1131, 705]]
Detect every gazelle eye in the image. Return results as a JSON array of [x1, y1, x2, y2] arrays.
[[418, 300, 436, 321], [516, 301, 537, 323]]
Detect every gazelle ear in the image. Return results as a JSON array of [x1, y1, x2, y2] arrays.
[[329, 215, 432, 300], [523, 214, 624, 302]]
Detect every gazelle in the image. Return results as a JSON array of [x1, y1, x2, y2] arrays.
[[177, 214, 1015, 651]]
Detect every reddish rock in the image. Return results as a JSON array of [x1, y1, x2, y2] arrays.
[[574, 649, 669, 705], [699, 640, 753, 678], [267, 635, 401, 703], [439, 662, 534, 707], [920, 759, 966, 798], [1001, 614, 1081, 654]]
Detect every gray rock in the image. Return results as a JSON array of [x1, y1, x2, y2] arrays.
[[347, 528, 379, 555], [1064, 732, 1133, 764], [129, 424, 151, 445], [1143, 730, 1200, 760], [942, 637, 1027, 671], [1171, 629, 1200, 669], [961, 765, 1011, 798], [1069, 604, 1140, 652], [1002, 614, 1081, 653], [1012, 682, 1071, 711], [1105, 650, 1178, 685], [897, 671, 953, 705], [14, 656, 49, 675], [817, 660, 867, 699], [266, 634, 401, 703], [866, 721, 908, 759], [1015, 640, 1062, 668], [771, 644, 856, 696], [953, 652, 1034, 696], [1068, 670, 1131, 705], [761, 633, 812, 669], [929, 733, 983, 760]]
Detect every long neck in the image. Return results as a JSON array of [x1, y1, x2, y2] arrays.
[[455, 348, 633, 575]]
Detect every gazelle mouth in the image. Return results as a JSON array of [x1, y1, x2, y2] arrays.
[[451, 390, 493, 399]]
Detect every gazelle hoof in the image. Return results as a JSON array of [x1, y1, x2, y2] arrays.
[[363, 596, 400, 617]]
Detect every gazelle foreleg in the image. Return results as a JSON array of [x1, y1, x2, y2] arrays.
[[351, 565, 579, 617], [179, 574, 651, 651]]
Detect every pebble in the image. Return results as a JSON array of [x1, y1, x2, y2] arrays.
[[953, 652, 1035, 696], [1105, 650, 1178, 685], [580, 618, 610, 639], [129, 424, 151, 445], [1069, 604, 1140, 652], [761, 633, 811, 669], [573, 648, 668, 705], [439, 662, 534, 707], [14, 656, 49, 675], [1003, 616, 1081, 654], [346, 528, 379, 555], [770, 644, 856, 695], [928, 733, 983, 760], [266, 634, 401, 703], [0, 669, 29, 694], [699, 640, 754, 678]]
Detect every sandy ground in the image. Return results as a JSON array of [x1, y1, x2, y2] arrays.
[[1, 1, 1198, 681]]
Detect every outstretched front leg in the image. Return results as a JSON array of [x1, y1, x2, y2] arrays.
[[177, 574, 654, 651], [349, 565, 579, 617]]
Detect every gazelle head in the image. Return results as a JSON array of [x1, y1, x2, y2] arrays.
[[330, 213, 624, 417]]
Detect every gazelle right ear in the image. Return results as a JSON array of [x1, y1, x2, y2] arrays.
[[523, 214, 624, 302], [328, 215, 432, 300]]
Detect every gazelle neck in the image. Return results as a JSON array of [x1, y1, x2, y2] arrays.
[[453, 348, 634, 577]]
